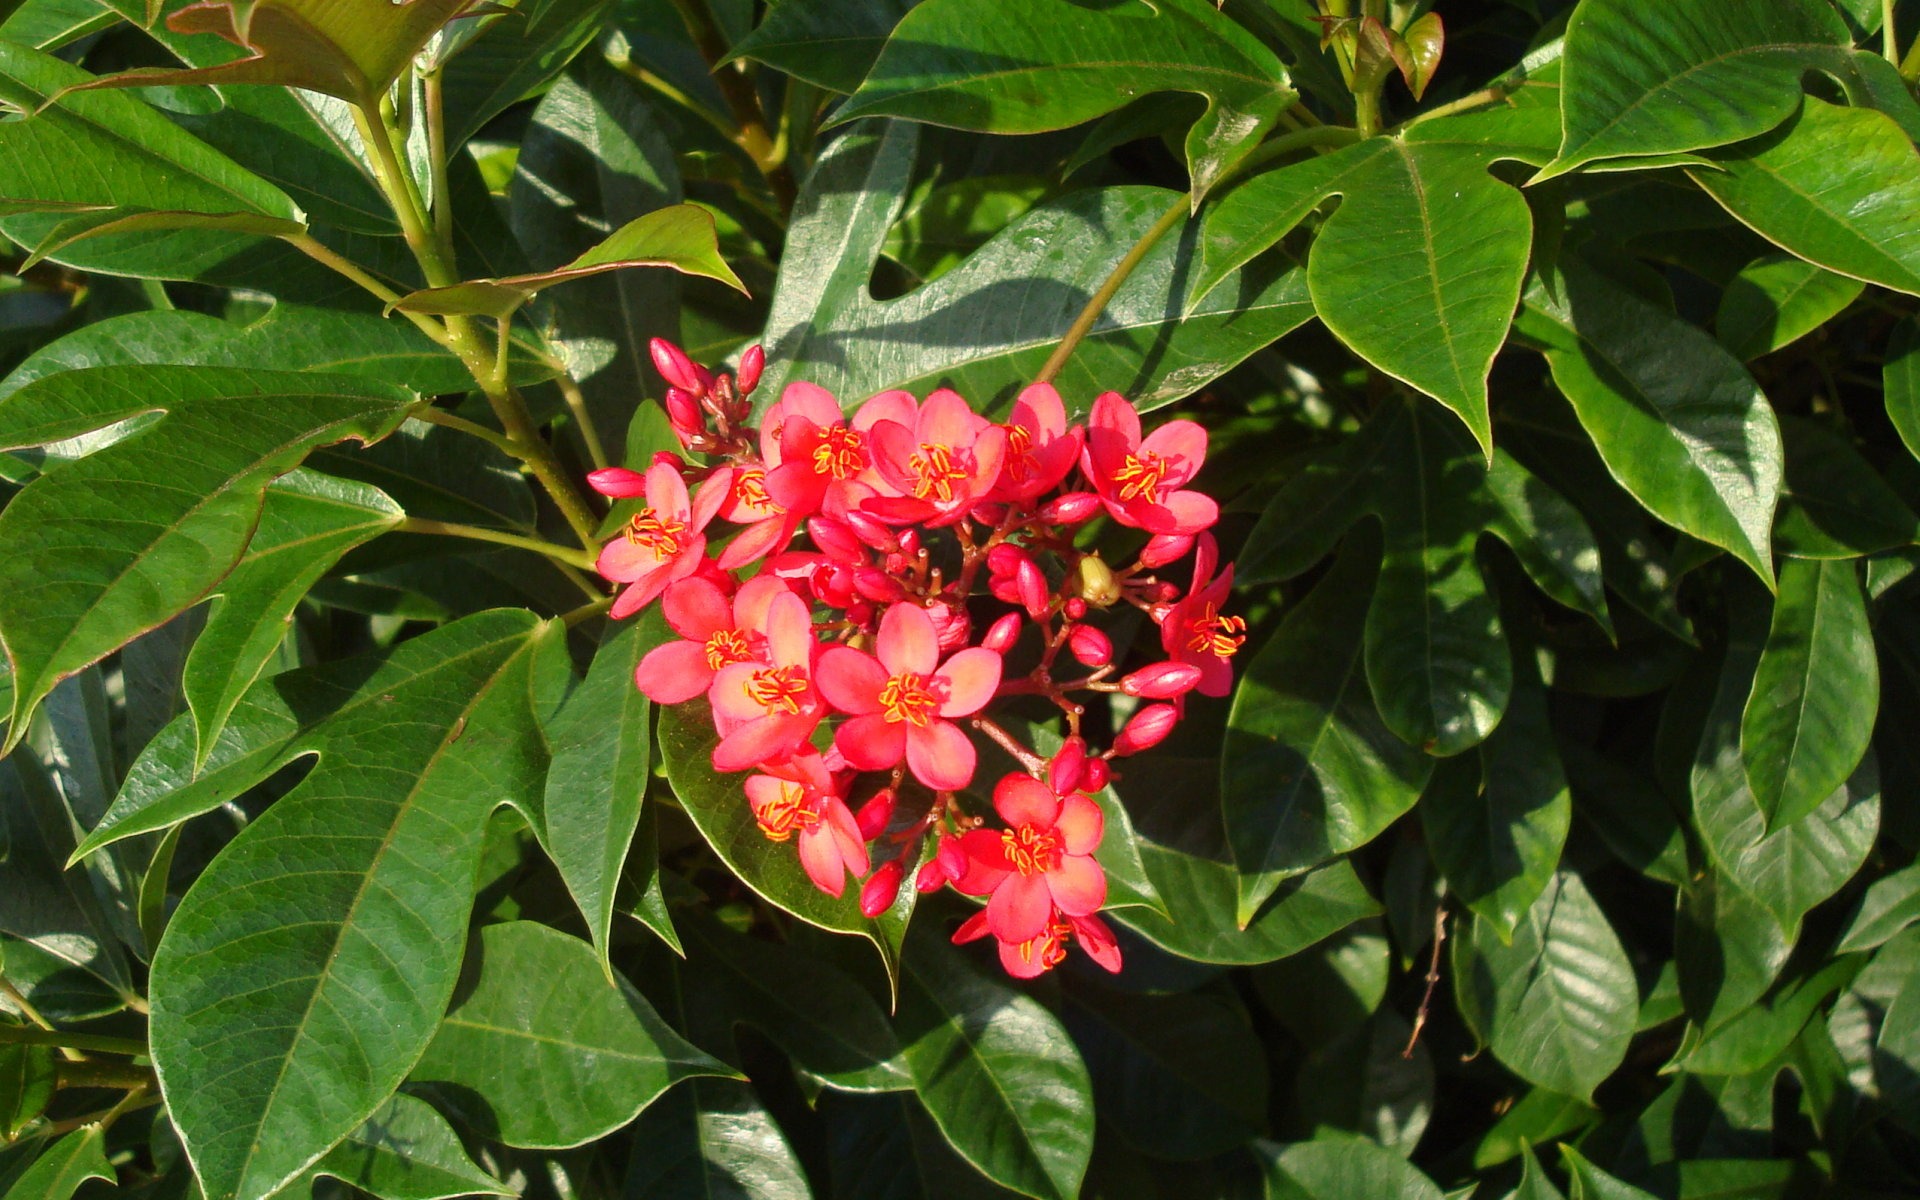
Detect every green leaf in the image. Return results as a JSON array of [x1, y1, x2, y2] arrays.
[[1535, 0, 1850, 179], [1511, 1146, 1568, 1200], [1422, 669, 1571, 942], [0, 1044, 54, 1139], [1452, 871, 1637, 1101], [897, 932, 1094, 1200], [1256, 1136, 1444, 1200], [0, 365, 414, 750], [1682, 953, 1859, 1075], [436, 0, 615, 152], [184, 470, 403, 767], [1288, 1009, 1433, 1157], [144, 611, 551, 1200], [411, 921, 730, 1149], [395, 204, 744, 319], [535, 619, 655, 975], [0, 1127, 110, 1200], [1773, 415, 1920, 560], [1885, 316, 1920, 466], [136, 822, 180, 957], [1715, 252, 1863, 361], [819, 1092, 1013, 1200], [1561, 1147, 1658, 1200], [726, 0, 915, 93], [1062, 985, 1267, 1161], [1836, 861, 1920, 955], [657, 698, 911, 984], [1741, 557, 1877, 831], [1, 755, 134, 999], [1516, 259, 1782, 583], [623, 1077, 812, 1200], [1224, 536, 1432, 923], [1691, 98, 1920, 298], [1675, 870, 1793, 1037], [832, 0, 1291, 201], [1692, 595, 1879, 936], [755, 123, 1312, 415], [307, 1094, 511, 1200], [1, 0, 122, 52]]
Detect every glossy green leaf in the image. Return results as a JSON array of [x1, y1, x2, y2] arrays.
[[184, 470, 403, 767], [1474, 1090, 1597, 1171], [0, 0, 121, 51], [725, 0, 916, 93], [1224, 537, 1431, 922], [308, 1094, 510, 1200], [657, 699, 910, 982], [0, 1044, 54, 1139], [1561, 1147, 1658, 1200], [1886, 316, 1920, 466], [1741, 557, 1877, 831], [1422, 670, 1571, 942], [833, 0, 1290, 200], [1289, 1009, 1433, 1157], [1, 749, 134, 1000], [411, 921, 729, 1149], [437, 0, 616, 152], [1516, 260, 1782, 583], [1835, 861, 1920, 955], [1452, 871, 1637, 1101], [536, 619, 656, 974], [1692, 98, 1920, 298], [1536, 0, 1849, 179], [897, 933, 1093, 1200], [1253, 920, 1389, 1046], [755, 123, 1313, 415], [1510, 1146, 1568, 1200], [819, 1092, 1013, 1200], [395, 204, 743, 319], [1681, 954, 1859, 1075], [0, 365, 413, 750], [136, 821, 180, 957], [1715, 252, 1863, 361], [0, 1127, 110, 1200], [1675, 870, 1793, 1037], [144, 611, 551, 1200], [1256, 1136, 1444, 1200], [1692, 597, 1879, 936], [623, 1077, 812, 1200], [1773, 415, 1920, 560]]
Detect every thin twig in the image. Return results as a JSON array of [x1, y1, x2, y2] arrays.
[[1036, 194, 1189, 384], [969, 716, 1049, 775], [400, 517, 598, 570], [1403, 904, 1449, 1058], [409, 404, 525, 460], [555, 372, 611, 470], [665, 0, 796, 210], [0, 1026, 146, 1057]]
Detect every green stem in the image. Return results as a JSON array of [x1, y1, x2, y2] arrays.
[[281, 233, 455, 351], [1902, 25, 1920, 80], [1886, 0, 1901, 63], [1238, 124, 1363, 175], [1035, 193, 1189, 385], [0, 1026, 147, 1057], [561, 595, 615, 626], [409, 404, 525, 460], [554, 371, 611, 470], [424, 67, 454, 251], [56, 1060, 155, 1091], [1396, 82, 1516, 130], [1354, 86, 1382, 138], [399, 517, 598, 570], [666, 0, 796, 210]]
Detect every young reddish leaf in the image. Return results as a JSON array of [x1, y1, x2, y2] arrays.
[[1402, 12, 1444, 100]]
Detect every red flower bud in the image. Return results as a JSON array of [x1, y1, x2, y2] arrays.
[[1122, 662, 1203, 699], [971, 503, 1009, 527], [664, 387, 703, 440], [990, 578, 1021, 606], [650, 338, 706, 395], [808, 517, 866, 564], [987, 543, 1032, 579], [1139, 533, 1195, 569], [1078, 756, 1111, 793], [1063, 597, 1088, 621], [843, 510, 900, 553], [1040, 491, 1102, 524], [1066, 623, 1112, 668], [846, 600, 875, 625], [855, 789, 897, 839], [585, 466, 648, 498], [854, 569, 909, 604], [1114, 703, 1178, 756], [898, 529, 922, 557], [736, 344, 764, 395], [860, 861, 904, 917], [1016, 560, 1049, 618], [1049, 737, 1087, 795], [650, 451, 684, 470], [982, 612, 1023, 654], [926, 600, 972, 652]]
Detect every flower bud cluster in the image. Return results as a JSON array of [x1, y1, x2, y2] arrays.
[[589, 340, 1245, 979]]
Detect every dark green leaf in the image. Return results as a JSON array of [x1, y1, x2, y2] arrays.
[[1675, 871, 1793, 1037], [1773, 416, 1920, 560], [0, 757, 134, 1000], [1681, 954, 1859, 1075], [1561, 1146, 1658, 1200], [1256, 1136, 1444, 1200], [1288, 1009, 1433, 1157], [1885, 316, 1920, 466], [1836, 861, 1920, 955], [1715, 252, 1863, 361], [833, 0, 1291, 200], [623, 1076, 812, 1200], [437, 0, 616, 151], [307, 1094, 510, 1200], [725, 0, 916, 93], [0, 365, 414, 748], [819, 1091, 1014, 1200], [0, 1043, 54, 1139], [1452, 871, 1637, 1101], [897, 933, 1093, 1200], [411, 921, 730, 1149], [0, 1126, 110, 1200]]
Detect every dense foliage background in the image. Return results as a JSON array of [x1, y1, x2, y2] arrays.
[[3, 0, 1920, 1197]]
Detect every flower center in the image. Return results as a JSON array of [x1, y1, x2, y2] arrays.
[[1014, 918, 1074, 970], [1003, 424, 1035, 482], [810, 424, 868, 480], [625, 508, 688, 558], [754, 782, 821, 843], [733, 468, 779, 512], [878, 671, 940, 726], [744, 665, 809, 714], [1112, 452, 1168, 503], [1185, 603, 1247, 658], [1002, 824, 1062, 875], [908, 443, 970, 503], [703, 629, 754, 672]]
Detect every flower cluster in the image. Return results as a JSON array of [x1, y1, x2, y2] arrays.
[[589, 339, 1244, 979]]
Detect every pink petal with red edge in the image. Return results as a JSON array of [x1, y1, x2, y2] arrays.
[[1069, 913, 1123, 973], [717, 515, 789, 570], [964, 427, 1008, 496], [834, 712, 908, 771], [875, 602, 939, 676], [816, 646, 888, 713], [999, 937, 1051, 979], [1155, 489, 1219, 536], [662, 577, 731, 642], [867, 420, 921, 494], [632, 641, 714, 704], [690, 467, 734, 531], [710, 661, 771, 726], [1191, 532, 1220, 593], [609, 558, 686, 618], [764, 591, 815, 668], [644, 461, 691, 521], [993, 774, 1063, 829], [1013, 382, 1066, 436], [733, 574, 793, 627], [824, 799, 870, 877], [1046, 853, 1107, 916], [777, 381, 844, 427], [934, 648, 1002, 716], [1054, 792, 1105, 856], [917, 388, 984, 446], [797, 824, 850, 897], [953, 828, 1012, 894], [906, 719, 976, 791], [712, 713, 807, 773], [597, 536, 664, 582], [1198, 656, 1235, 698], [853, 389, 917, 432], [1140, 420, 1207, 485], [951, 909, 993, 944], [608, 580, 650, 620], [1089, 391, 1141, 443], [986, 872, 1052, 942]]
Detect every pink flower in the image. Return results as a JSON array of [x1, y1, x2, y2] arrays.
[[761, 383, 904, 518], [596, 462, 730, 618], [864, 389, 1008, 526], [954, 773, 1106, 943], [952, 906, 1122, 978], [744, 751, 868, 897], [993, 383, 1083, 503], [816, 602, 1001, 791], [632, 575, 790, 704], [707, 590, 826, 771], [716, 465, 799, 570], [1159, 534, 1243, 698], [1081, 392, 1217, 535]]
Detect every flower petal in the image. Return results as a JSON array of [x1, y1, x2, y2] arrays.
[[834, 712, 908, 771], [710, 661, 767, 727], [824, 798, 870, 878], [986, 872, 1051, 943], [876, 601, 939, 676], [777, 381, 844, 427], [645, 460, 691, 521], [953, 828, 1011, 894], [1069, 913, 1123, 973], [690, 466, 734, 531], [1054, 792, 1105, 856], [1012, 382, 1066, 437], [993, 774, 1062, 829], [798, 824, 850, 897], [662, 577, 731, 642], [1151, 489, 1219, 536], [999, 936, 1052, 979], [816, 646, 888, 714], [906, 719, 976, 791], [951, 908, 993, 944], [632, 640, 714, 705], [853, 388, 917, 432], [1140, 419, 1207, 485], [713, 713, 806, 773], [765, 590, 814, 668], [934, 647, 1002, 717], [1046, 853, 1107, 916], [1089, 391, 1141, 445], [917, 388, 985, 447]]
